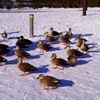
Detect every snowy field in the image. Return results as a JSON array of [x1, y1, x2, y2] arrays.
[[0, 7, 100, 100]]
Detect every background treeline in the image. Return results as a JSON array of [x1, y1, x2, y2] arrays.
[[0, 0, 100, 9]]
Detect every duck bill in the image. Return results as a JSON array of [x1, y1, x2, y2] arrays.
[[36, 77, 39, 80]]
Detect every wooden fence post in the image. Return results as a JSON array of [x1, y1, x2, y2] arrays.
[[83, 0, 87, 16]]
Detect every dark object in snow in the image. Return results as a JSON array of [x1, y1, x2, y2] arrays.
[[19, 35, 32, 45], [16, 37, 28, 48], [0, 56, 7, 66]]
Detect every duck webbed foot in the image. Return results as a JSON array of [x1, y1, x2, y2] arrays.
[[52, 66, 58, 69]]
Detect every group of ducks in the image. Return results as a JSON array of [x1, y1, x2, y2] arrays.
[[0, 28, 90, 90], [36, 27, 89, 90]]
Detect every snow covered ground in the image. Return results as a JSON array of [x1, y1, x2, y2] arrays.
[[0, 7, 100, 100]]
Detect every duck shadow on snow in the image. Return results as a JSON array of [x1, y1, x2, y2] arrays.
[[77, 54, 92, 58], [23, 42, 38, 51], [34, 35, 44, 37], [76, 59, 92, 66], [5, 59, 18, 65], [31, 64, 49, 74], [57, 79, 75, 88], [6, 46, 15, 56], [49, 47, 61, 52], [27, 54, 40, 59], [72, 33, 93, 39], [7, 31, 20, 39]]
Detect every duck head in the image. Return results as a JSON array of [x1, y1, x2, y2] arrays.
[[37, 40, 43, 44], [44, 32, 49, 35], [50, 53, 57, 58], [64, 45, 71, 49], [36, 74, 45, 80]]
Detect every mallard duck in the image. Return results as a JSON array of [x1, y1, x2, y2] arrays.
[[16, 37, 28, 48], [0, 56, 7, 66], [75, 37, 83, 50], [44, 32, 57, 44], [37, 40, 53, 53], [75, 35, 87, 50], [36, 74, 62, 90], [16, 57, 38, 76], [49, 27, 60, 36], [0, 48, 10, 57], [51, 53, 69, 70], [76, 35, 87, 42], [67, 55, 77, 66], [2, 31, 8, 40], [19, 35, 32, 45], [65, 28, 73, 38], [64, 45, 84, 57], [14, 46, 30, 59], [80, 40, 89, 53], [59, 33, 71, 45]]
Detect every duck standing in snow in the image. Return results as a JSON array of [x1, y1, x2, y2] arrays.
[[14, 46, 30, 59], [36, 74, 62, 90], [80, 40, 89, 54], [50, 53, 70, 70], [44, 32, 57, 44], [65, 28, 73, 38], [64, 45, 84, 57], [37, 40, 53, 53], [59, 33, 71, 45], [49, 27, 60, 36], [67, 55, 77, 67], [75, 35, 87, 50], [16, 37, 28, 49], [19, 35, 32, 45], [2, 31, 8, 40], [16, 57, 38, 76]]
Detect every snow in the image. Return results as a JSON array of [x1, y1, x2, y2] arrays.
[[0, 7, 100, 100]]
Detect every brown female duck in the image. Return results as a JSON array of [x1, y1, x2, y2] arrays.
[[65, 28, 73, 38], [59, 33, 71, 45], [37, 40, 53, 53], [2, 31, 8, 40], [64, 45, 84, 57], [67, 55, 77, 66], [14, 46, 30, 59], [16, 57, 38, 76], [51, 53, 69, 70], [37, 74, 62, 90], [75, 35, 87, 50], [44, 32, 57, 44], [49, 27, 60, 36], [80, 40, 89, 54]]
